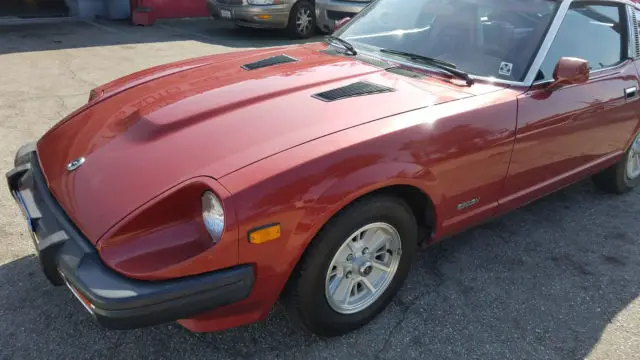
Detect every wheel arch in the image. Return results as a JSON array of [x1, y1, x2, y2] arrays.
[[330, 184, 438, 239], [280, 181, 439, 298]]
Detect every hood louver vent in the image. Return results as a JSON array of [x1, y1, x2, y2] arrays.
[[242, 54, 298, 70], [312, 81, 395, 102], [633, 9, 640, 58], [386, 67, 425, 78]]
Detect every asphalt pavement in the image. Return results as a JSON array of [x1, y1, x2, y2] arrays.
[[0, 18, 639, 360]]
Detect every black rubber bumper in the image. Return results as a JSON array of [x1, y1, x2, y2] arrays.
[[6, 149, 254, 330]]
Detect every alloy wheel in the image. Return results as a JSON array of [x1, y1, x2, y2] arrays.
[[295, 7, 312, 36], [324, 222, 402, 314], [626, 135, 640, 179]]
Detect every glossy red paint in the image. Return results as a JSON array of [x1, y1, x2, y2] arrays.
[[37, 43, 491, 245], [96, 177, 239, 280], [500, 59, 640, 214], [551, 57, 590, 87], [35, 41, 640, 333]]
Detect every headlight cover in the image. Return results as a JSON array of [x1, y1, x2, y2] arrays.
[[247, 0, 281, 5], [202, 191, 225, 244]]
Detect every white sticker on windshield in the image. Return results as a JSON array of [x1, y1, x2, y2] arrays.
[[499, 62, 513, 76]]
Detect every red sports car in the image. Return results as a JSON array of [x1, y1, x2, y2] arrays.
[[7, 0, 640, 337]]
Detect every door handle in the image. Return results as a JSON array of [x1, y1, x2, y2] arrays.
[[625, 86, 638, 99]]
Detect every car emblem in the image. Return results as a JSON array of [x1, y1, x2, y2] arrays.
[[66, 157, 86, 172]]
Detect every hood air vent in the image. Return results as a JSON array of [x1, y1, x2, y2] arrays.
[[312, 81, 395, 102], [242, 54, 298, 70]]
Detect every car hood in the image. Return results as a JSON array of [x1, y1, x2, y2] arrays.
[[37, 43, 502, 243]]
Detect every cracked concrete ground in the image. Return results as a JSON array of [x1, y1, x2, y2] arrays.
[[1, 18, 640, 360]]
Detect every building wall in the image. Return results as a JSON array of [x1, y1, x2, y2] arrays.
[[64, 0, 207, 20], [65, 0, 131, 19], [65, 0, 105, 18]]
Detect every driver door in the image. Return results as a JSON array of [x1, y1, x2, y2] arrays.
[[499, 2, 640, 212]]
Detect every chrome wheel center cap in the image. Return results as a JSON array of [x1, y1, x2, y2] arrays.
[[359, 261, 373, 276]]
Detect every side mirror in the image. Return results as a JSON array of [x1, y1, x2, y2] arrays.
[[334, 17, 351, 32], [550, 57, 589, 90]]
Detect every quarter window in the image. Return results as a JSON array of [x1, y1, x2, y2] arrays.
[[538, 3, 626, 81]]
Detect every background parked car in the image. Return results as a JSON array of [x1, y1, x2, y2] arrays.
[[315, 0, 371, 34], [206, 0, 371, 38]]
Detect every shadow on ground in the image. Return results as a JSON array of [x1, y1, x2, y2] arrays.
[[1, 180, 638, 359], [0, 18, 322, 55]]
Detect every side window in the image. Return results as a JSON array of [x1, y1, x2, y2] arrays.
[[538, 3, 626, 81]]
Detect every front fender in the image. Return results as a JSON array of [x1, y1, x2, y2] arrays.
[[213, 107, 440, 325], [313, 161, 441, 214], [224, 156, 439, 284], [283, 160, 440, 272]]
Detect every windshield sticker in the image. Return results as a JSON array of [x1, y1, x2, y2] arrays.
[[499, 62, 513, 76]]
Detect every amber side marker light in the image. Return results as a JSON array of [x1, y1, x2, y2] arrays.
[[255, 14, 272, 20], [248, 223, 281, 244]]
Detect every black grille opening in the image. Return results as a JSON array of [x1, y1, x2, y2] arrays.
[[633, 9, 640, 58], [312, 81, 395, 102], [242, 54, 298, 70], [386, 67, 425, 78], [326, 10, 357, 21]]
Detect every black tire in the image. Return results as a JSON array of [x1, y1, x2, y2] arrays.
[[592, 135, 640, 194], [282, 195, 417, 337], [287, 1, 315, 39]]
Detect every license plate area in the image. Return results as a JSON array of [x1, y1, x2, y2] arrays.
[[220, 9, 232, 19]]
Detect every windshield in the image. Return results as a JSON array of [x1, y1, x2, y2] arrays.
[[334, 0, 560, 82]]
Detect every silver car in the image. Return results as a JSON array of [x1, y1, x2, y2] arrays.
[[315, 0, 371, 33], [206, 0, 371, 38]]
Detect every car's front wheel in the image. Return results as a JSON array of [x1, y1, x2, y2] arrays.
[[287, 1, 315, 39], [593, 132, 640, 193], [283, 195, 417, 337]]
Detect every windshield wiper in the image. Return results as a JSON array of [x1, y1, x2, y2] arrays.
[[326, 36, 357, 56], [379, 48, 474, 86]]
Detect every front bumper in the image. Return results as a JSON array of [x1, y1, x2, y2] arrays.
[[6, 148, 254, 330], [207, 0, 292, 29], [315, 0, 370, 32]]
